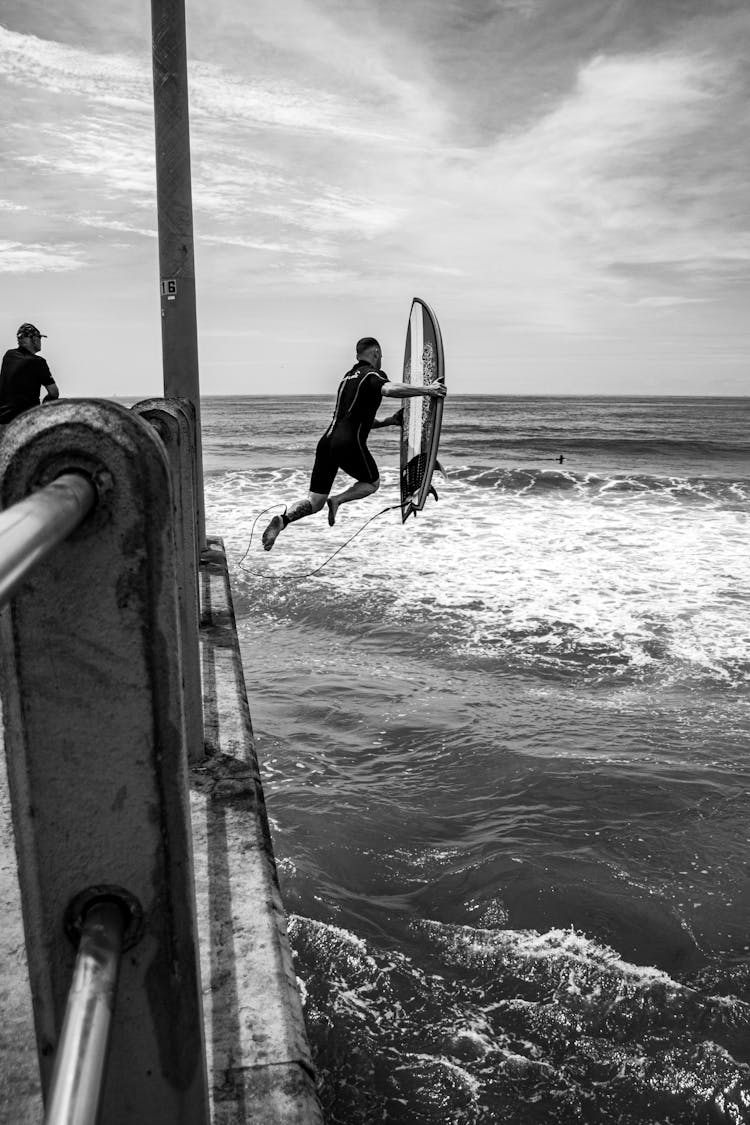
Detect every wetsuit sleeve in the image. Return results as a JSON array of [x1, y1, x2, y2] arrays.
[[366, 370, 388, 391]]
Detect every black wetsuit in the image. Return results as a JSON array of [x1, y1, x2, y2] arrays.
[[309, 361, 389, 494], [0, 346, 55, 423]]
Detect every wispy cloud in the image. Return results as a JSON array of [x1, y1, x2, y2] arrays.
[[0, 1, 748, 393], [0, 25, 146, 108], [0, 22, 422, 261], [0, 239, 85, 273], [373, 44, 750, 326]]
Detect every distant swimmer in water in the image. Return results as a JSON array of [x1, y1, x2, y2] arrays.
[[262, 336, 446, 551]]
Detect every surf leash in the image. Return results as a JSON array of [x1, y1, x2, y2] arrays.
[[236, 502, 402, 580]]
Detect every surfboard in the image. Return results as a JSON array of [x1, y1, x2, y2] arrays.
[[399, 298, 445, 522]]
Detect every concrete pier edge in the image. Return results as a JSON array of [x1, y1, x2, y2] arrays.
[[194, 537, 322, 1123], [0, 535, 322, 1124]]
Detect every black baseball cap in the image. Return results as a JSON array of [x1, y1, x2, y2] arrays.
[[17, 323, 46, 339]]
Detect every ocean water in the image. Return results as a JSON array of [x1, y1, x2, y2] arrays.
[[202, 395, 750, 1124]]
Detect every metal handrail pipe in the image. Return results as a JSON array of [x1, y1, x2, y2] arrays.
[[44, 901, 125, 1125], [0, 472, 96, 607]]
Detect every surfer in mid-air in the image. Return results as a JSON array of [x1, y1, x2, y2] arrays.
[[262, 336, 446, 551]]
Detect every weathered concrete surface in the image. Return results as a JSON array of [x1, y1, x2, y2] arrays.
[[0, 401, 209, 1124], [132, 397, 203, 764], [0, 415, 321, 1121], [0, 738, 42, 1124], [194, 538, 322, 1124], [0, 537, 322, 1124]]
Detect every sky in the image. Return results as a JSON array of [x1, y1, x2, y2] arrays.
[[0, 0, 748, 396]]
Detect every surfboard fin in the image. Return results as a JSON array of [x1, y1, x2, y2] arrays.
[[428, 485, 439, 504]]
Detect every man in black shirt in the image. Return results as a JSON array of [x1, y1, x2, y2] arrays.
[[262, 336, 445, 551], [0, 323, 59, 424]]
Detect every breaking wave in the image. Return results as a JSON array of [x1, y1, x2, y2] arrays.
[[445, 465, 750, 504], [289, 916, 750, 1125]]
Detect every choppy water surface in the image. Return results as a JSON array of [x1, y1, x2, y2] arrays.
[[204, 396, 750, 1123]]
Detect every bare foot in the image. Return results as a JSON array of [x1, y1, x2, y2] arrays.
[[262, 514, 284, 551], [326, 498, 339, 526]]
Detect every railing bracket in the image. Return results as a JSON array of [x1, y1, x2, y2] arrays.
[[64, 886, 144, 953]]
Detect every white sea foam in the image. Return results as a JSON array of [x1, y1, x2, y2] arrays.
[[288, 913, 750, 1123], [208, 462, 750, 687]]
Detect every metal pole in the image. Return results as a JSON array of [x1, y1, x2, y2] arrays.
[[151, 0, 206, 548], [44, 901, 125, 1125], [0, 473, 96, 607]]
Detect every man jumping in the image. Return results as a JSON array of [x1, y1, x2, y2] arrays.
[[262, 336, 446, 551]]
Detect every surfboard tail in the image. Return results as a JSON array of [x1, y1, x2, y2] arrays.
[[401, 497, 418, 523]]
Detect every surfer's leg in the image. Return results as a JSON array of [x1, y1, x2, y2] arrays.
[[327, 438, 380, 525], [262, 493, 327, 551], [264, 435, 337, 552], [289, 494, 327, 521], [327, 478, 379, 526]]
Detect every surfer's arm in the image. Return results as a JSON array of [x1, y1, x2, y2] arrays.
[[371, 409, 404, 428], [382, 382, 446, 399]]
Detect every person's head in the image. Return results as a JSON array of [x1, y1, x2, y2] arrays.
[[17, 323, 46, 354], [356, 336, 382, 368]]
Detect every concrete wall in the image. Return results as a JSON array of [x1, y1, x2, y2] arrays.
[[193, 538, 322, 1124], [0, 404, 321, 1124], [0, 538, 322, 1123]]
